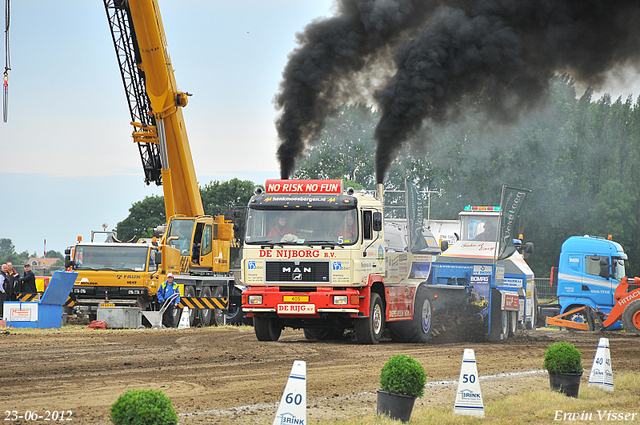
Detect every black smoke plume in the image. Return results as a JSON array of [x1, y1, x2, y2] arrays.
[[275, 0, 434, 179], [276, 1, 640, 183]]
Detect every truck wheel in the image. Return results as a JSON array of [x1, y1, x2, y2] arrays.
[[500, 310, 508, 337], [567, 306, 592, 331], [355, 293, 384, 344], [388, 287, 432, 343], [225, 286, 244, 325], [526, 286, 538, 330], [622, 299, 640, 334], [199, 287, 212, 326], [254, 315, 282, 341], [184, 286, 196, 326], [508, 311, 518, 337]]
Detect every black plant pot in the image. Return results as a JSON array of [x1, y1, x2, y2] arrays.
[[549, 371, 583, 398], [376, 389, 417, 423]]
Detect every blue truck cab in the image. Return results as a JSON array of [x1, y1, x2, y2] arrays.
[[555, 235, 627, 329]]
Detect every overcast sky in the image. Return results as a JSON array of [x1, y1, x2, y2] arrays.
[[1, 0, 333, 256], [2, 1, 640, 257]]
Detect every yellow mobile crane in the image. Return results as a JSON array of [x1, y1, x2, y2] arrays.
[[64, 0, 240, 326]]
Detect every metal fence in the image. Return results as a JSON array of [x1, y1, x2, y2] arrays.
[[534, 277, 556, 301]]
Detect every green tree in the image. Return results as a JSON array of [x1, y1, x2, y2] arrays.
[[116, 195, 166, 242], [0, 238, 15, 258], [201, 178, 255, 217]]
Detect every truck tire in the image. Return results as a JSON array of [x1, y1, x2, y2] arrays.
[[500, 310, 508, 337], [567, 305, 593, 331], [508, 310, 518, 337], [184, 286, 196, 326], [225, 286, 244, 325], [526, 286, 538, 330], [199, 287, 213, 326], [389, 286, 433, 343], [254, 315, 282, 341], [355, 293, 384, 344], [621, 299, 640, 334]]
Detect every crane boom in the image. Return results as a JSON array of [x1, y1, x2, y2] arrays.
[[63, 0, 239, 328], [103, 0, 203, 218]]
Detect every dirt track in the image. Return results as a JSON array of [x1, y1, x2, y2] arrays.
[[0, 324, 638, 424]]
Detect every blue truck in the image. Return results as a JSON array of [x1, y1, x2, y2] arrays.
[[539, 235, 628, 330]]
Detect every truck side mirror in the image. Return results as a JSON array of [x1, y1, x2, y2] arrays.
[[64, 247, 74, 269], [372, 212, 383, 232], [599, 257, 611, 279], [155, 251, 162, 266], [440, 240, 449, 251]]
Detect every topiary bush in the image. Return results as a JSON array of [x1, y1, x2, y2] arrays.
[[543, 342, 583, 374], [380, 354, 427, 398], [110, 389, 178, 425]]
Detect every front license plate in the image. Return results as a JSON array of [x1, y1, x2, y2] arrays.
[[277, 304, 315, 314], [283, 295, 309, 302], [100, 303, 116, 307]]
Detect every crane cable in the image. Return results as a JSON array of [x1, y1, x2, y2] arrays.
[[3, 0, 10, 123]]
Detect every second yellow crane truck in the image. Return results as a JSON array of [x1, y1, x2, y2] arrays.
[[64, 0, 241, 327]]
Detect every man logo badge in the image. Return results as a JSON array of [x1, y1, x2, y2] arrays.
[[292, 274, 302, 280]]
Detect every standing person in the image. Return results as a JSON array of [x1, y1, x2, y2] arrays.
[[5, 262, 19, 301], [18, 264, 37, 294], [157, 273, 181, 327], [0, 265, 7, 317]]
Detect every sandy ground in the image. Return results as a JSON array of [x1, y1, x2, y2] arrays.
[[0, 324, 638, 424]]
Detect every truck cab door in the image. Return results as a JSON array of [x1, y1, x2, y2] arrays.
[[198, 224, 213, 266], [192, 222, 205, 264]]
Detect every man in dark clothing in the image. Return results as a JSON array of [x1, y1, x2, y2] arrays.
[[18, 264, 37, 294], [5, 262, 20, 301]]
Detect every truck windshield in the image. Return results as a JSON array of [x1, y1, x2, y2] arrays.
[[245, 209, 358, 245], [460, 216, 500, 242], [167, 219, 195, 255], [74, 245, 149, 271]]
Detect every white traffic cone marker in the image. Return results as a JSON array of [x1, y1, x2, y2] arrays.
[[453, 348, 485, 418], [588, 337, 614, 392], [273, 360, 307, 425], [178, 307, 190, 329]]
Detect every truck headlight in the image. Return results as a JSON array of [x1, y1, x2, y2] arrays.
[[248, 295, 263, 305], [333, 295, 348, 305]]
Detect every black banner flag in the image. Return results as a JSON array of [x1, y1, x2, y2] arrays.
[[497, 186, 531, 260]]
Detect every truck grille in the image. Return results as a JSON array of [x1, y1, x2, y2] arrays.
[[265, 261, 330, 284]]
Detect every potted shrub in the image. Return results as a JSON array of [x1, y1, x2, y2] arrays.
[[377, 354, 426, 422], [110, 389, 178, 425], [543, 342, 584, 398]]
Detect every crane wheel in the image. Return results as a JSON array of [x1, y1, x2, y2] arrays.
[[622, 299, 640, 334], [199, 287, 212, 326], [184, 286, 196, 326]]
